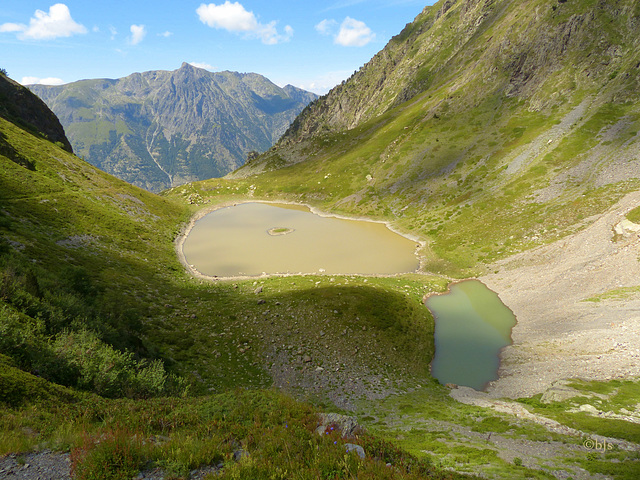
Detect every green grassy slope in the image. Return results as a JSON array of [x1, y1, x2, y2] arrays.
[[0, 103, 443, 398], [1, 82, 475, 478], [212, 0, 640, 277]]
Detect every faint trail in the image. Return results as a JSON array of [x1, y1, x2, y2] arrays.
[[450, 386, 640, 452]]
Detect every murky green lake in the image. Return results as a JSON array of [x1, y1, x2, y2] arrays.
[[182, 202, 419, 277], [425, 280, 516, 390]]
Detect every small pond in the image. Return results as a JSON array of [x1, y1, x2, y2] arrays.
[[181, 202, 419, 277], [425, 280, 516, 390]]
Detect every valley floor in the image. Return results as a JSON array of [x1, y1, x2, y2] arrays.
[[481, 190, 640, 399]]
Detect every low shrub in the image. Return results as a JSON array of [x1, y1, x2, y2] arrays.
[[71, 429, 146, 480]]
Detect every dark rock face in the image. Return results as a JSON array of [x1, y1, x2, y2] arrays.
[[0, 74, 73, 153], [29, 63, 316, 192]]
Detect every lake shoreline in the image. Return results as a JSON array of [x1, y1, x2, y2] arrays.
[[425, 279, 517, 392], [480, 190, 640, 399], [175, 198, 426, 281]]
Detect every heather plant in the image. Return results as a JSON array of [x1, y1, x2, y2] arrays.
[[71, 429, 147, 480]]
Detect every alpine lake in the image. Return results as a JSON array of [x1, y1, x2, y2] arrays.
[[182, 202, 517, 390]]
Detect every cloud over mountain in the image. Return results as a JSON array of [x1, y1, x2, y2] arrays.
[[196, 1, 293, 44], [0, 3, 86, 40]]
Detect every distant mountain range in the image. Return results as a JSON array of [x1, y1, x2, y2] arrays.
[[29, 63, 316, 192]]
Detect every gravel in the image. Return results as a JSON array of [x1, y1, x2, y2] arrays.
[[0, 451, 71, 480], [480, 190, 640, 399]]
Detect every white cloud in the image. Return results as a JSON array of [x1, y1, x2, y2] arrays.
[[315, 19, 337, 36], [292, 70, 353, 95], [21, 76, 65, 86], [109, 25, 117, 40], [189, 62, 214, 70], [0, 4, 87, 40], [159, 31, 173, 38], [196, 2, 292, 44], [335, 17, 375, 47], [0, 23, 24, 33], [129, 24, 146, 45]]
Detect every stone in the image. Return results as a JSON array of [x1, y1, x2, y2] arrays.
[[316, 413, 361, 438], [254, 286, 263, 294], [614, 219, 640, 237], [345, 443, 365, 459], [579, 404, 599, 414], [233, 449, 250, 461], [541, 380, 582, 404]]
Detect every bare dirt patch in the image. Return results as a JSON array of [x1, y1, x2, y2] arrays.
[[481, 190, 640, 399]]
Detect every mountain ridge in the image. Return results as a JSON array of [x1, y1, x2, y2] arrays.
[[0, 73, 72, 154], [242, 0, 640, 173], [29, 63, 317, 192]]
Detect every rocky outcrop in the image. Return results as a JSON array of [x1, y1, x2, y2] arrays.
[[315, 412, 362, 438], [0, 74, 72, 153]]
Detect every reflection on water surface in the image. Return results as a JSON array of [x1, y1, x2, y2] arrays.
[[425, 280, 516, 390]]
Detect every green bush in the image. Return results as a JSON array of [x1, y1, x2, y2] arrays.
[[51, 329, 184, 399], [0, 354, 77, 407]]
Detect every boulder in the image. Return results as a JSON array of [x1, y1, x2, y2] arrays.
[[540, 380, 582, 404], [233, 449, 250, 461], [614, 219, 640, 238], [345, 443, 365, 459], [315, 413, 361, 438]]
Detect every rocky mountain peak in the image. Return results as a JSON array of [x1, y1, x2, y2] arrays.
[[29, 66, 317, 192]]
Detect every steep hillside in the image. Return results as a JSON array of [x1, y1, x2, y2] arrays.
[[269, 0, 640, 151], [0, 73, 72, 153], [227, 0, 640, 276], [2, 71, 473, 479], [3, 5, 640, 477], [29, 63, 316, 192]]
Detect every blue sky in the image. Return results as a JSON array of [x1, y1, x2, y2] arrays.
[[0, 1, 436, 94]]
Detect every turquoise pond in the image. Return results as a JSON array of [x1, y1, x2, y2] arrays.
[[425, 280, 517, 390]]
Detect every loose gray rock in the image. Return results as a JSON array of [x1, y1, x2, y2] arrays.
[[316, 413, 361, 438], [0, 450, 71, 480], [345, 443, 365, 459]]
